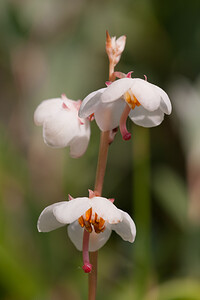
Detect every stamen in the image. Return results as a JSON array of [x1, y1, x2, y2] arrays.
[[84, 221, 92, 233], [82, 230, 92, 273], [78, 216, 84, 228], [119, 104, 131, 141], [78, 207, 106, 234], [99, 217, 105, 229], [93, 223, 103, 233], [85, 208, 92, 221], [124, 91, 141, 109]]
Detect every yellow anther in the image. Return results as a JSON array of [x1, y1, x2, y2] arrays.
[[133, 94, 141, 106], [93, 222, 105, 234], [125, 91, 141, 109], [85, 208, 92, 221], [99, 218, 105, 229], [84, 221, 93, 233], [78, 216, 84, 227], [78, 208, 106, 234], [125, 91, 131, 103]]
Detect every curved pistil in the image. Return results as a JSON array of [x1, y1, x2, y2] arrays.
[[78, 208, 105, 273], [119, 91, 141, 140], [119, 104, 131, 140], [82, 229, 92, 273]]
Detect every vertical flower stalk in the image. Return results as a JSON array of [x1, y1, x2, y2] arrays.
[[88, 31, 126, 300], [88, 131, 110, 300]]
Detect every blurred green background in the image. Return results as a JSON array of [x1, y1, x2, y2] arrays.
[[1, 0, 200, 299]]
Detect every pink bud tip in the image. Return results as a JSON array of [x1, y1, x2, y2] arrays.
[[82, 263, 92, 273], [123, 132, 131, 141]]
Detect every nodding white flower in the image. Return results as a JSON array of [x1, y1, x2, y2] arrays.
[[106, 31, 126, 67], [79, 77, 172, 140], [34, 95, 90, 158], [37, 190, 136, 273]]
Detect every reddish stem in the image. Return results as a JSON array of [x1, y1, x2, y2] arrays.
[[94, 131, 110, 195], [88, 31, 117, 300]]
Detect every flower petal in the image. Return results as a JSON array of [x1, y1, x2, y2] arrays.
[[152, 84, 172, 114], [42, 109, 78, 148], [67, 221, 112, 251], [37, 201, 68, 232], [88, 225, 111, 251], [91, 197, 122, 224], [111, 210, 136, 242], [101, 78, 133, 103], [116, 35, 126, 53], [129, 105, 164, 127], [69, 122, 91, 158], [53, 197, 91, 224], [131, 79, 160, 111], [94, 99, 125, 131], [34, 98, 62, 126], [35, 98, 90, 156], [79, 88, 106, 118]]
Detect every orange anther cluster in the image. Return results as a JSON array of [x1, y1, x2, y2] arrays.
[[125, 91, 141, 110], [78, 208, 105, 234]]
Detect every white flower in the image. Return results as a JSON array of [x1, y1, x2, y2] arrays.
[[37, 192, 136, 272], [34, 95, 90, 158], [79, 78, 172, 140]]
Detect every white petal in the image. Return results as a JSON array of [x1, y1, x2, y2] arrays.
[[53, 197, 91, 224], [91, 197, 122, 224], [129, 105, 164, 127], [94, 99, 125, 131], [131, 79, 160, 111], [101, 78, 133, 103], [67, 221, 112, 251], [111, 210, 136, 242], [116, 35, 126, 53], [88, 226, 111, 251], [43, 109, 80, 148], [79, 88, 106, 118], [34, 98, 62, 126], [37, 201, 68, 232], [67, 221, 83, 251], [152, 84, 172, 114], [69, 121, 91, 158]]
